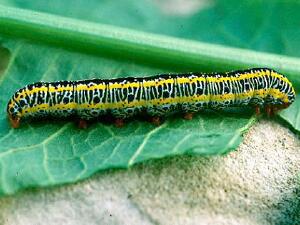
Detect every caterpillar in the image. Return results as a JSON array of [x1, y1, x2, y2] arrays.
[[7, 68, 296, 128]]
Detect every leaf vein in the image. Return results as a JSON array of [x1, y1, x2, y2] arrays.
[[128, 122, 168, 167], [0, 42, 22, 86], [171, 133, 192, 154], [42, 144, 55, 183]]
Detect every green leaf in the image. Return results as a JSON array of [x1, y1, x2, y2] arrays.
[[279, 95, 300, 132], [0, 1, 299, 195]]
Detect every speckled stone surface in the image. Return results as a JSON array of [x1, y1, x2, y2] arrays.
[[0, 120, 299, 225]]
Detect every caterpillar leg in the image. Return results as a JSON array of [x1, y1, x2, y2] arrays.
[[269, 103, 290, 116], [8, 116, 20, 128], [150, 116, 161, 126], [255, 106, 261, 116], [183, 112, 194, 120], [272, 106, 279, 115], [78, 119, 88, 129], [265, 105, 273, 117], [114, 118, 124, 128]]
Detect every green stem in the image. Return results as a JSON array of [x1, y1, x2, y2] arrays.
[[0, 5, 299, 88]]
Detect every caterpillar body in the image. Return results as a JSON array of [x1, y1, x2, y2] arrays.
[[7, 68, 296, 128]]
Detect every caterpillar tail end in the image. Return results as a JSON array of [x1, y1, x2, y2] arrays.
[[264, 103, 291, 117], [8, 116, 20, 128]]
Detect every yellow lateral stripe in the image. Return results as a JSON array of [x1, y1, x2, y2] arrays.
[[15, 70, 290, 103], [76, 84, 106, 91], [109, 82, 139, 88], [22, 88, 289, 116]]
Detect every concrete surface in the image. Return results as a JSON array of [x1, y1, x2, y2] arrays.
[[0, 119, 299, 225]]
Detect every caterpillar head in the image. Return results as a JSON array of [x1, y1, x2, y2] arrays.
[[7, 91, 26, 128]]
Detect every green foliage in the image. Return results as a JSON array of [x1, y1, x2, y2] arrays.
[[0, 0, 299, 196]]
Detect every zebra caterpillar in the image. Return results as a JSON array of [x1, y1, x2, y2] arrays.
[[7, 68, 296, 128]]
